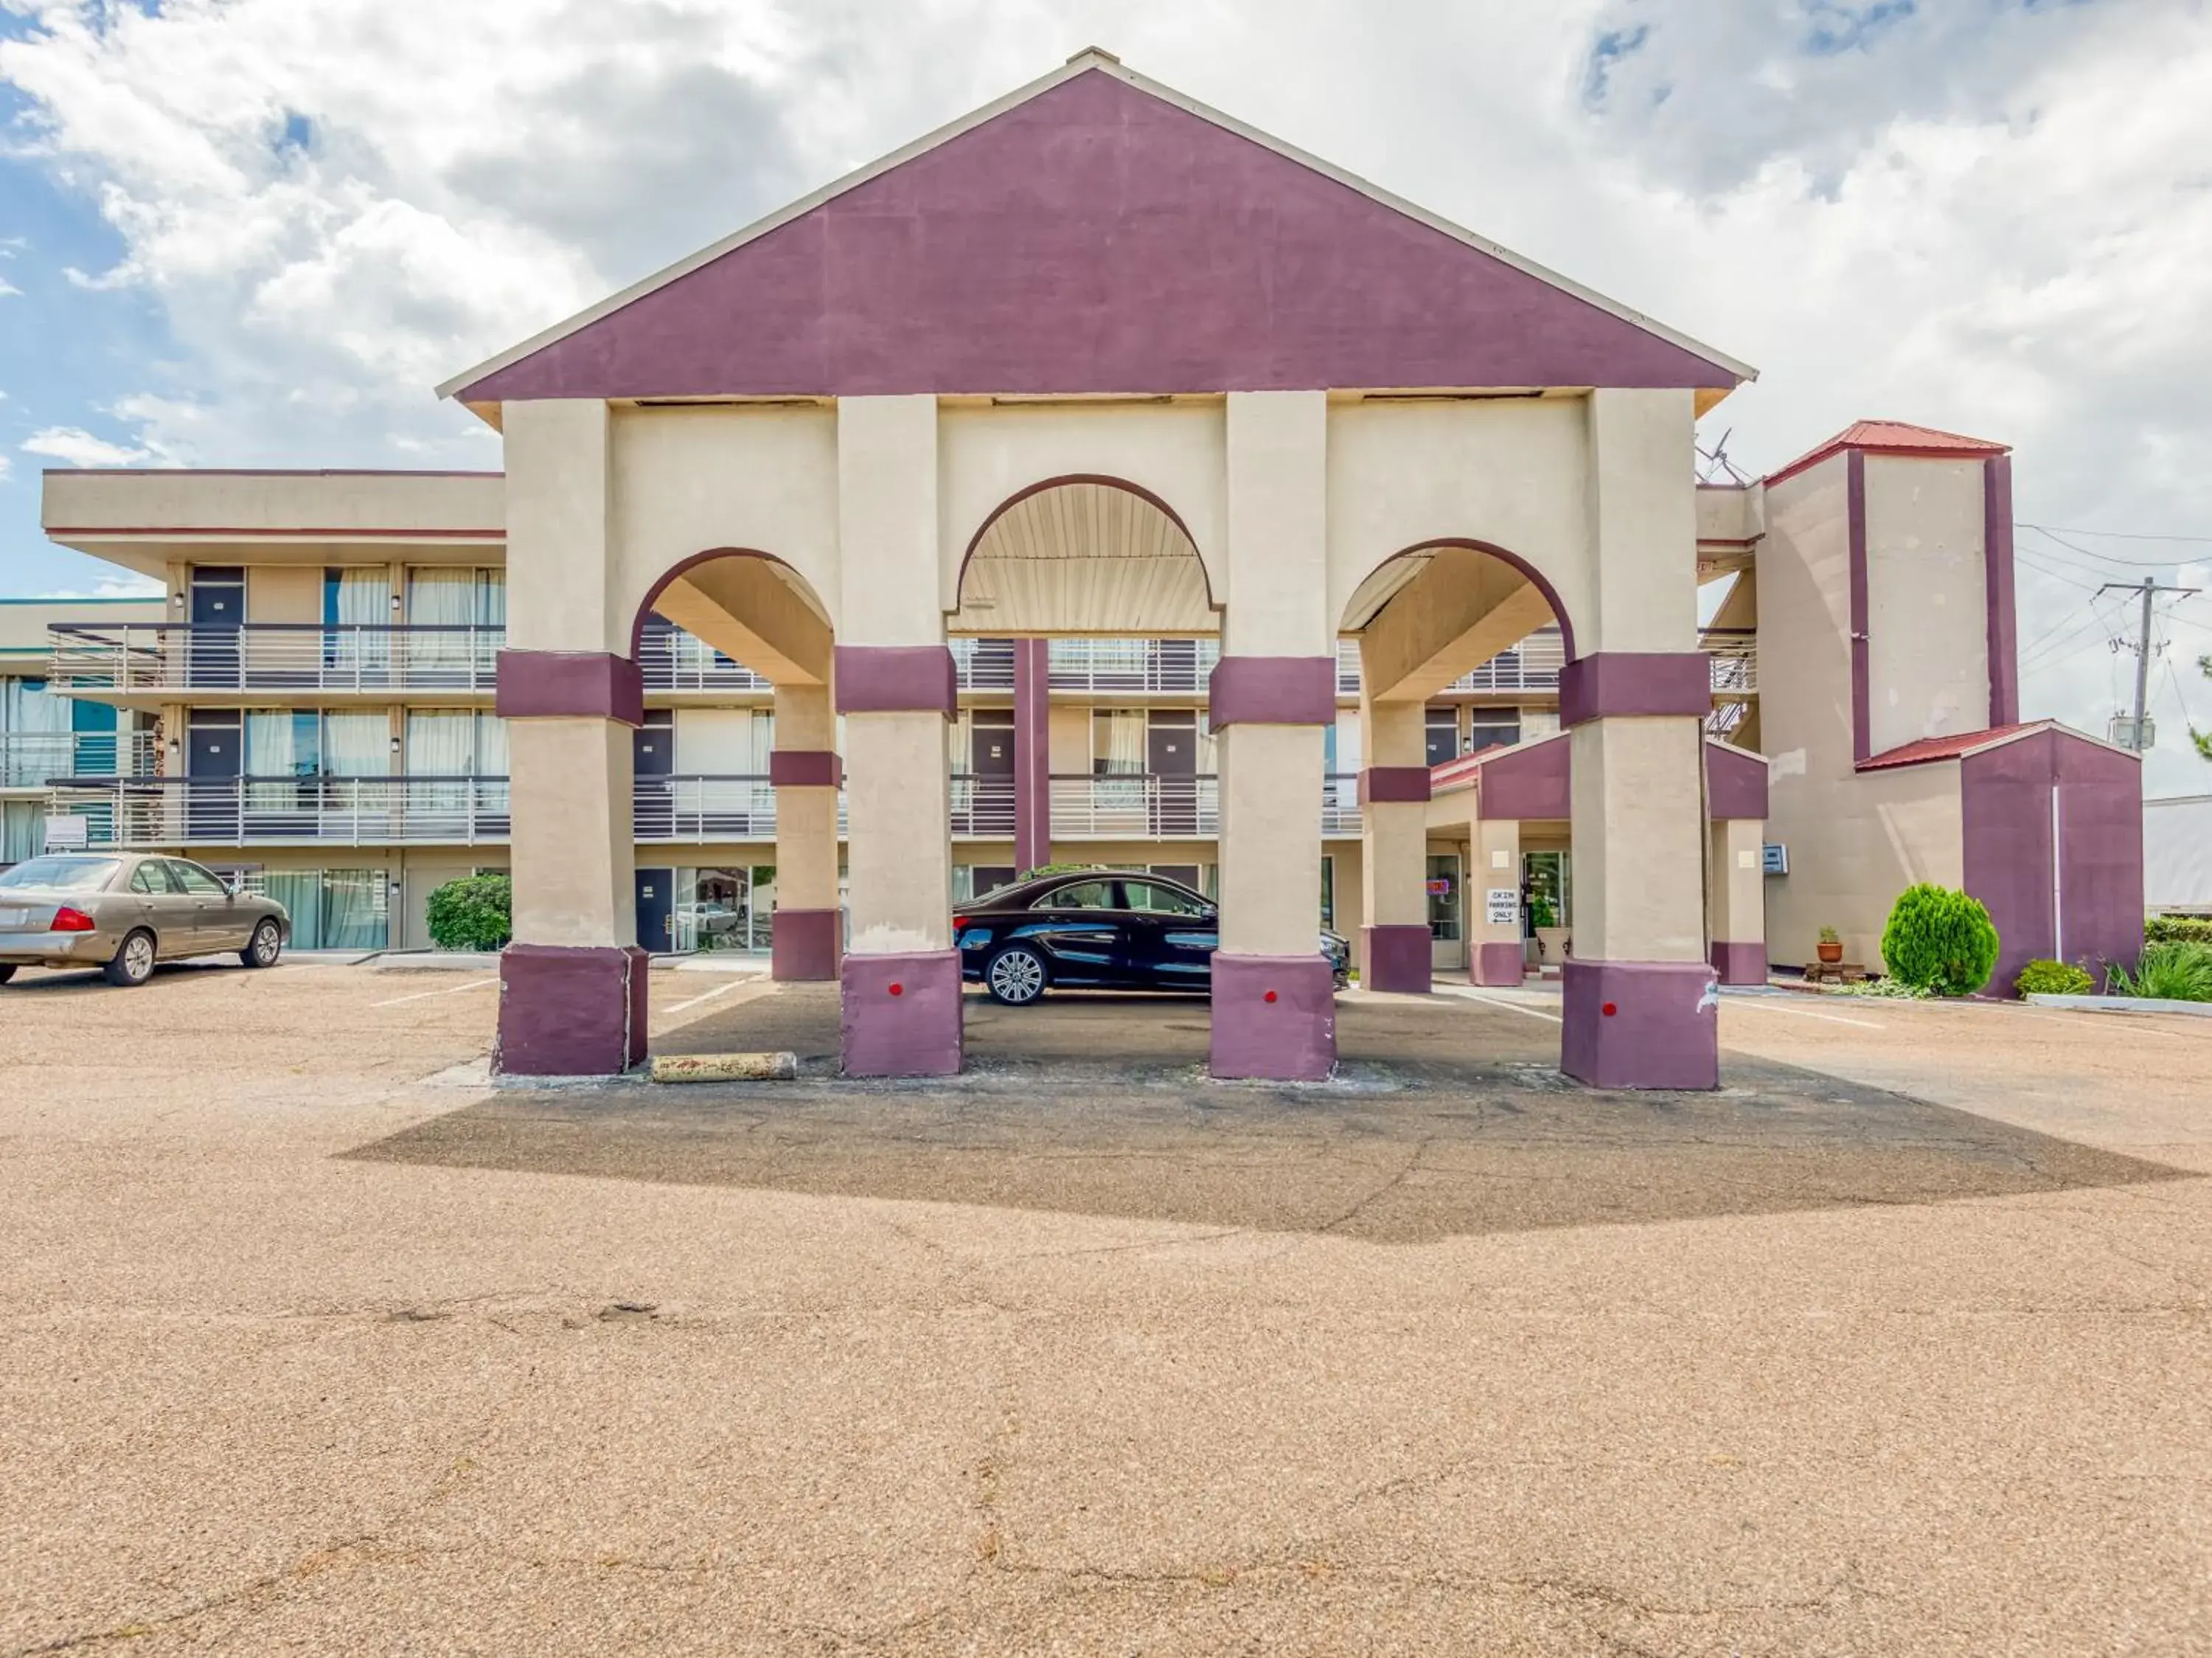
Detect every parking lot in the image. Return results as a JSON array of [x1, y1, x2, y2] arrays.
[[4, 957, 2210, 1654]]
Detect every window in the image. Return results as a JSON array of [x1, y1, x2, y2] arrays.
[[0, 856, 119, 891], [167, 861, 227, 895], [1091, 710, 1146, 775], [1123, 881, 1208, 916], [1466, 715, 1520, 757], [130, 862, 173, 895], [1037, 880, 1116, 911], [1425, 708, 1458, 767]]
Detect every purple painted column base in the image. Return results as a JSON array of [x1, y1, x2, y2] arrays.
[[1471, 941, 1526, 986], [1559, 959, 1719, 1091], [1709, 940, 1767, 987], [494, 943, 649, 1077], [1360, 923, 1432, 993], [1210, 954, 1337, 1081], [841, 950, 964, 1077], [771, 908, 843, 982]]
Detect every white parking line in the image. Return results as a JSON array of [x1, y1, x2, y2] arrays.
[[659, 978, 748, 1018], [1434, 985, 1563, 1024], [370, 977, 498, 1008], [1728, 999, 1885, 1030]]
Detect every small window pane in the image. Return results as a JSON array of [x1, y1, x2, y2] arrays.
[[1037, 880, 1116, 911], [167, 860, 226, 895], [1124, 881, 1207, 916]]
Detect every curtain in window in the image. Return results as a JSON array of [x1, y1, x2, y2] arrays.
[[244, 710, 308, 811], [474, 569, 506, 625], [407, 711, 473, 837], [406, 569, 475, 682], [326, 569, 390, 684], [474, 713, 509, 821], [1092, 710, 1146, 774], [321, 712, 390, 838], [1, 801, 39, 864], [259, 870, 324, 948], [3, 679, 68, 785], [1195, 712, 1218, 776], [319, 868, 388, 951]]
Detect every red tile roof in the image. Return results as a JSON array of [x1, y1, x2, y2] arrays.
[[1767, 419, 2010, 488], [1857, 721, 2050, 771]]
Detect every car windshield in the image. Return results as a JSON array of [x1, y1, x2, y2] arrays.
[[0, 856, 121, 892]]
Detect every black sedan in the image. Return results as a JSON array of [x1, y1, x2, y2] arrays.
[[954, 870, 1352, 1005]]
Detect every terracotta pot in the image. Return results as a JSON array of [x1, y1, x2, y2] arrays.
[[1817, 942, 1844, 964]]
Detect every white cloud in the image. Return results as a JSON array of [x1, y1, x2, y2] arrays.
[[3, 0, 2211, 791], [21, 426, 153, 467], [36, 575, 166, 599]]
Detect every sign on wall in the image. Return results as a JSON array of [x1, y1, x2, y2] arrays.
[[1762, 843, 1789, 875], [1485, 888, 1519, 926], [42, 816, 89, 852]]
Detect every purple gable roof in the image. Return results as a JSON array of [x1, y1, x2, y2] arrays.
[[457, 69, 1742, 403]]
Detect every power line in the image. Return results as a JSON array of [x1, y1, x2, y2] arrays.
[[2013, 550, 2107, 593], [2022, 522, 2212, 545], [2023, 525, 2210, 570], [2100, 577, 2202, 751]]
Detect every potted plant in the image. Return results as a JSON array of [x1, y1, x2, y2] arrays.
[[1531, 896, 1571, 964], [1816, 925, 1844, 965]]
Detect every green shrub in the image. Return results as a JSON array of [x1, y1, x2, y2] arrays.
[[2014, 959, 2094, 997], [2107, 942, 2212, 1002], [425, 873, 512, 951], [2146, 914, 2212, 946], [1879, 884, 2000, 996]]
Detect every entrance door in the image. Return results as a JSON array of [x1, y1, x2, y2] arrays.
[[633, 711, 673, 838], [189, 568, 244, 689], [187, 710, 241, 841], [1147, 711, 1197, 835], [1523, 851, 1570, 961], [634, 867, 675, 955], [1426, 853, 1463, 970]]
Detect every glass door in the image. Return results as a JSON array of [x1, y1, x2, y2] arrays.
[[1522, 851, 1571, 962], [1427, 853, 1463, 969]]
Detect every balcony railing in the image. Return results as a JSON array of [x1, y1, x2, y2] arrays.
[[55, 775, 514, 847], [1, 731, 159, 788], [636, 631, 771, 693], [1048, 637, 1222, 696], [49, 623, 505, 695], [951, 637, 1016, 692], [1702, 629, 1758, 696], [1047, 774, 1362, 839], [1447, 628, 1567, 693], [950, 774, 1016, 838]]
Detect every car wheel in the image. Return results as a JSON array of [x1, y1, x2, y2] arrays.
[[0, 964, 15, 984], [240, 918, 282, 969], [104, 929, 156, 988], [985, 944, 1049, 1006]]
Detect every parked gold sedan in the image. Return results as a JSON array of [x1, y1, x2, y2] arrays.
[[0, 854, 290, 987]]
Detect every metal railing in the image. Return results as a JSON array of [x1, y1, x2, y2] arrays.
[[48, 622, 505, 694], [635, 775, 801, 841], [635, 631, 771, 693], [57, 775, 514, 847], [1337, 639, 1363, 695], [1047, 773, 1362, 839], [1, 731, 159, 788], [1703, 629, 1758, 695], [1446, 628, 1567, 693], [952, 637, 1016, 691], [950, 774, 1016, 837], [1047, 637, 1221, 695]]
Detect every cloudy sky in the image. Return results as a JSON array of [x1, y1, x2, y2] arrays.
[[2, 0, 2209, 791]]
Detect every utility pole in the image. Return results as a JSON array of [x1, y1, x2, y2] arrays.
[[2100, 577, 2202, 751]]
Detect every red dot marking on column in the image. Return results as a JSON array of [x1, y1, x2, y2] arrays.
[[1264, 990, 1279, 1003], [1601, 1002, 1617, 1017], [888, 982, 903, 996]]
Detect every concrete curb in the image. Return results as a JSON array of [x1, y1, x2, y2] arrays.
[[371, 951, 501, 972], [2025, 992, 2212, 1019]]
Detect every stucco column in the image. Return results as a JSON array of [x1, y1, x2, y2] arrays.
[[1357, 687, 1430, 993], [1470, 813, 1525, 985], [1209, 391, 1336, 1080], [769, 682, 841, 981], [1012, 637, 1051, 873], [493, 398, 647, 1077], [1559, 389, 1717, 1089], [835, 395, 961, 1075], [1708, 816, 1767, 985]]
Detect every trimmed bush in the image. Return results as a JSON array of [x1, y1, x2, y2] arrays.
[[2014, 959, 2093, 997], [1879, 884, 2000, 996], [2146, 914, 2212, 946], [2107, 942, 2212, 1002], [425, 873, 512, 951]]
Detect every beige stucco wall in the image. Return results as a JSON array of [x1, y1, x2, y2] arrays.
[[844, 710, 952, 952], [505, 400, 617, 655], [0, 597, 167, 657], [1865, 455, 1990, 757], [609, 403, 840, 645], [507, 716, 636, 948], [1706, 816, 1765, 946], [1767, 759, 1964, 970], [1569, 715, 1705, 962], [1047, 705, 1089, 773], [936, 400, 1228, 614]]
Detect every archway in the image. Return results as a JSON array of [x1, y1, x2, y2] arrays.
[[1337, 539, 1576, 994], [624, 549, 844, 985]]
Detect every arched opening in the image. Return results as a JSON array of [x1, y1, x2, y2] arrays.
[[1338, 538, 1576, 988], [948, 476, 1218, 905], [622, 547, 840, 972]]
